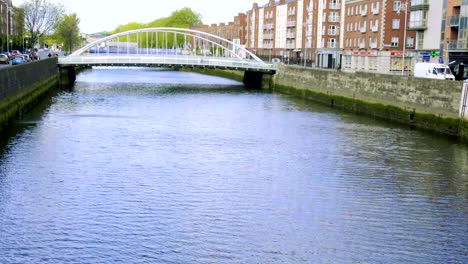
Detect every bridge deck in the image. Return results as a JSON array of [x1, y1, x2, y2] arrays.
[[58, 55, 276, 74]]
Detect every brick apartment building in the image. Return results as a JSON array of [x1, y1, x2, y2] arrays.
[[342, 0, 417, 73], [444, 0, 468, 79], [192, 0, 460, 76]]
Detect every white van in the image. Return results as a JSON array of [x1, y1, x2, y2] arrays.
[[414, 62, 455, 80]]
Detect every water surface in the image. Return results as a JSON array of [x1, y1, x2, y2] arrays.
[[0, 68, 466, 263]]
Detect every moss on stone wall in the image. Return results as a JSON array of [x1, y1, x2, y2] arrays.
[[274, 82, 468, 142], [0, 75, 59, 131]]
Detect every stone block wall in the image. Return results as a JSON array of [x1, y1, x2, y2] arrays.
[[275, 65, 462, 119]]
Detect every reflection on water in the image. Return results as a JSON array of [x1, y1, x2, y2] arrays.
[[0, 68, 466, 263]]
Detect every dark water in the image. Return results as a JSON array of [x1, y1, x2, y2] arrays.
[[0, 68, 466, 263]]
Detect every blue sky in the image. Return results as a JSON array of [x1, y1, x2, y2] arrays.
[[13, 0, 258, 33]]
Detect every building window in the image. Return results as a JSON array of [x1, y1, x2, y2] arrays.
[[417, 31, 424, 49], [393, 1, 401, 11], [392, 19, 400, 29], [391, 37, 399, 47], [407, 37, 414, 48]]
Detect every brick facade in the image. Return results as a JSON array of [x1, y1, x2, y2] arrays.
[[191, 0, 451, 75]]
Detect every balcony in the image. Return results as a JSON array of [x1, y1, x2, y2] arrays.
[[449, 16, 460, 27], [360, 26, 367, 33], [287, 20, 296, 28], [328, 16, 340, 23], [361, 8, 368, 17], [328, 29, 338, 36], [263, 33, 274, 40], [329, 3, 341, 10], [408, 19, 427, 30], [447, 40, 468, 50], [286, 43, 296, 49], [371, 3, 380, 14], [371, 25, 379, 32], [264, 23, 274, 30], [370, 42, 378, 49], [359, 42, 366, 49], [264, 43, 274, 49], [287, 32, 296, 39], [410, 0, 429, 11]]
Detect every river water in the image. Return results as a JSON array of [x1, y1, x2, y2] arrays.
[[0, 68, 466, 263]]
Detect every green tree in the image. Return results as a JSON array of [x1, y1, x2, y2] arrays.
[[111, 8, 202, 49], [55, 13, 81, 53], [164, 8, 202, 28], [13, 7, 25, 37], [21, 0, 65, 45]]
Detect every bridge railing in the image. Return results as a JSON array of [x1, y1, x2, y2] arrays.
[[59, 55, 276, 72]]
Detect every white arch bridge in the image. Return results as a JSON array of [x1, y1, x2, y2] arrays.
[[58, 28, 276, 88]]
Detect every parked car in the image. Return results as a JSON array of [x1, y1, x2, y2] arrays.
[[17, 54, 32, 62], [1, 52, 12, 59], [11, 50, 21, 56], [0, 54, 9, 64], [11, 56, 25, 65]]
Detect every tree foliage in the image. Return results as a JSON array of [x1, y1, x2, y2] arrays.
[[13, 7, 25, 37], [21, 0, 65, 45], [56, 13, 81, 53], [111, 8, 203, 49]]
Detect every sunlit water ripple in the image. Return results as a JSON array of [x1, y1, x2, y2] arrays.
[[0, 68, 466, 263]]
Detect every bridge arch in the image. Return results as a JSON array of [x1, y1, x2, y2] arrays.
[[71, 27, 263, 63]]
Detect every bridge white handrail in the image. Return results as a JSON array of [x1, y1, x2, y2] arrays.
[[59, 55, 276, 72], [72, 27, 264, 63]]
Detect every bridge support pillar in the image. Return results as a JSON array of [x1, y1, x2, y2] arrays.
[[243, 71, 264, 89], [60, 66, 76, 88]]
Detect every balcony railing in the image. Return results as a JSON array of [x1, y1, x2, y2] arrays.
[[264, 23, 274, 30], [328, 42, 337, 48], [359, 42, 366, 49], [361, 8, 368, 16], [371, 3, 380, 14], [370, 42, 378, 49], [328, 29, 338, 36], [287, 32, 296, 39], [328, 16, 340, 23], [447, 40, 468, 50], [286, 43, 296, 49], [408, 19, 427, 30], [264, 43, 274, 49], [329, 3, 341, 10], [360, 26, 367, 33], [287, 20, 296, 27], [371, 25, 379, 32], [449, 16, 460, 27], [263, 33, 274, 40], [410, 0, 429, 10]]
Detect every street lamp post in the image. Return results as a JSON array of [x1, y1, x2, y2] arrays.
[[9, 39, 12, 52], [398, 1, 408, 76], [5, 0, 10, 52]]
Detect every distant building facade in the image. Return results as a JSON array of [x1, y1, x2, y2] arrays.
[[191, 0, 462, 76], [0, 0, 14, 36]]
